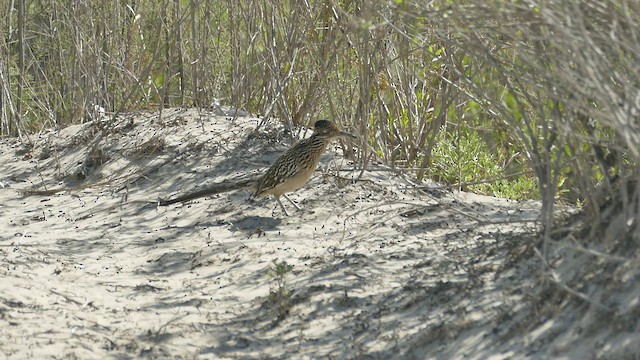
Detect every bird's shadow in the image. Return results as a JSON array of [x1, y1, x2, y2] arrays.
[[232, 215, 281, 229], [227, 215, 282, 237]]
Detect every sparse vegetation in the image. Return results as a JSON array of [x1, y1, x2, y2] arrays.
[[266, 259, 294, 320]]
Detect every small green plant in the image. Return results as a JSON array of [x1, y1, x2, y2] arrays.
[[430, 125, 539, 200], [267, 259, 294, 320]]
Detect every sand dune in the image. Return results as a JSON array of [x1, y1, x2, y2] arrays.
[[0, 108, 636, 359]]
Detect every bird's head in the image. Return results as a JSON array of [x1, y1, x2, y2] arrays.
[[313, 119, 356, 140]]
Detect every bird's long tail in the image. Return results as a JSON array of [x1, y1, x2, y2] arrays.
[[158, 178, 257, 206]]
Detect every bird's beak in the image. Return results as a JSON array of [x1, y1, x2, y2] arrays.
[[336, 131, 357, 140]]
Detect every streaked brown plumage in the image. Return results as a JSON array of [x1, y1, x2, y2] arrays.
[[158, 119, 355, 215]]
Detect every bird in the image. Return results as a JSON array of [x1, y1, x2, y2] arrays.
[[158, 119, 356, 215]]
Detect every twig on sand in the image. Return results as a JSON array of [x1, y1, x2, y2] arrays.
[[533, 247, 613, 313]]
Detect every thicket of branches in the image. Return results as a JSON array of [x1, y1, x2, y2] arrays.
[[1, 0, 639, 252]]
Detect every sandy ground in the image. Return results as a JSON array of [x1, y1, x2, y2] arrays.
[[1, 108, 638, 359]]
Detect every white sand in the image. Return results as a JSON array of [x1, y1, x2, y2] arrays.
[[0, 108, 637, 359]]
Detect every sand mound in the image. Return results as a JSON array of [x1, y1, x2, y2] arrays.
[[0, 108, 637, 359]]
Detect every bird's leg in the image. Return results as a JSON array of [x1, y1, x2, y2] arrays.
[[282, 194, 302, 211], [275, 196, 291, 216]]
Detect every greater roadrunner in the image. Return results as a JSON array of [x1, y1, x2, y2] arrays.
[[158, 120, 356, 215]]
